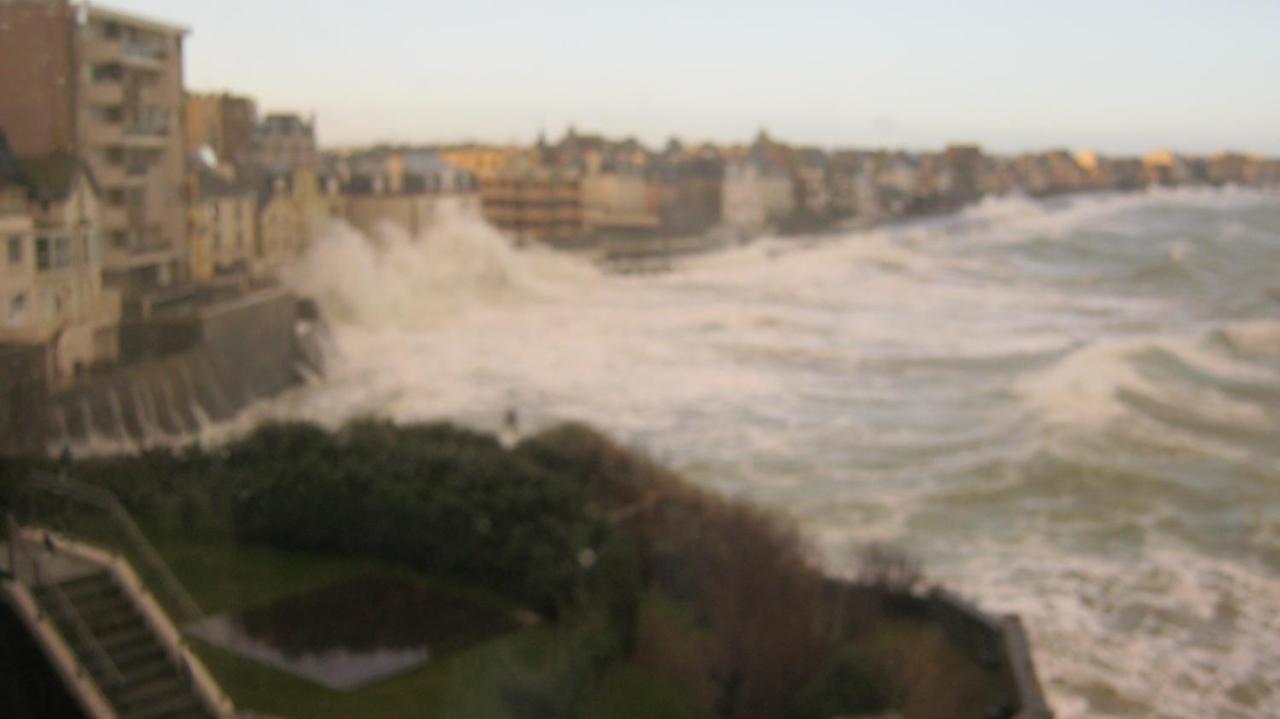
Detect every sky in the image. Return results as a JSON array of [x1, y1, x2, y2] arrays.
[[97, 0, 1280, 155]]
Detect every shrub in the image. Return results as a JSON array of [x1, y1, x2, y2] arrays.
[[792, 645, 889, 719], [226, 420, 608, 616]]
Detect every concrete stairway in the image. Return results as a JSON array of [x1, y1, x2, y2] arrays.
[[33, 570, 212, 719]]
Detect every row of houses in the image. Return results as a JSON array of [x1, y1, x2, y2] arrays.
[[3, 0, 1279, 394], [441, 129, 1280, 245]]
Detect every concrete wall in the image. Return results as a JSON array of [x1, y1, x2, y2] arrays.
[[0, 342, 53, 456]]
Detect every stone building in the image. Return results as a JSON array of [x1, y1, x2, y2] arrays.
[[649, 144, 723, 235], [0, 0, 190, 296], [254, 113, 318, 172], [188, 169, 258, 281], [255, 168, 343, 277], [336, 150, 479, 239]]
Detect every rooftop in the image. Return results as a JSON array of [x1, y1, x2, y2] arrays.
[[86, 2, 190, 36]]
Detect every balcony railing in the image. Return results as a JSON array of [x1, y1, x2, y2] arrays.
[[121, 41, 166, 63], [124, 123, 169, 138]]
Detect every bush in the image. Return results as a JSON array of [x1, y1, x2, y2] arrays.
[[227, 419, 606, 616], [793, 645, 889, 719]]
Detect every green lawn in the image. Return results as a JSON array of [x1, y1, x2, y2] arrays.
[[141, 525, 708, 719]]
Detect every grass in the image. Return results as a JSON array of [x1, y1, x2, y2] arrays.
[[136, 523, 562, 719], [581, 662, 714, 719], [149, 525, 712, 719], [190, 629, 561, 719]]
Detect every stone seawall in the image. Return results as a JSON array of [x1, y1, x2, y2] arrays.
[[9, 288, 325, 454]]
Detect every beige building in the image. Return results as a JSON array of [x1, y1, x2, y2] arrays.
[[0, 0, 190, 297], [255, 113, 318, 171], [338, 151, 479, 238], [721, 159, 794, 235], [255, 168, 343, 277], [480, 167, 583, 244], [0, 138, 120, 385], [439, 145, 521, 180], [188, 170, 257, 281], [580, 171, 659, 236]]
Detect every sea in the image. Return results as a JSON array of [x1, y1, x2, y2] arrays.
[[225, 187, 1279, 718]]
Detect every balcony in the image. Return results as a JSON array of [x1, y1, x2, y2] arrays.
[[93, 162, 149, 188], [104, 239, 175, 272], [122, 124, 169, 149], [100, 206, 130, 229], [83, 81, 124, 106], [84, 35, 166, 70]]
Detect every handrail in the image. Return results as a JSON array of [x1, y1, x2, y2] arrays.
[[5, 515, 127, 691], [45, 574, 127, 691], [20, 473, 204, 623]]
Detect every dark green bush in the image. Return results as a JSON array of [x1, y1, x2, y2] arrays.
[[227, 419, 607, 616], [792, 645, 889, 718]]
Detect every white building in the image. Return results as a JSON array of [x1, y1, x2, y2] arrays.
[[721, 159, 794, 236]]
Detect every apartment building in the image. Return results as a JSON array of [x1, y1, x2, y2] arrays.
[[480, 167, 583, 244], [0, 0, 189, 297]]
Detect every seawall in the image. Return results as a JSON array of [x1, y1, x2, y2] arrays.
[[4, 287, 325, 455]]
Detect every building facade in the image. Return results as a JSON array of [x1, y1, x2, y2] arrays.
[[479, 167, 583, 244], [254, 113, 318, 171], [0, 137, 120, 384], [185, 91, 258, 167], [0, 0, 189, 296], [188, 170, 257, 281]]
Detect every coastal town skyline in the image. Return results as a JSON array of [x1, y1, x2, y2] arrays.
[[89, 0, 1280, 155]]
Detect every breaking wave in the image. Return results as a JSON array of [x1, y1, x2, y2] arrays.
[[161, 187, 1280, 717]]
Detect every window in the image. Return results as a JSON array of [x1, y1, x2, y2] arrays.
[[84, 230, 99, 265], [7, 236, 21, 265], [54, 236, 72, 268], [7, 292, 25, 324], [35, 237, 50, 271]]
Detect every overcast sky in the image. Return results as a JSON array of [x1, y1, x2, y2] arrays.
[[97, 0, 1280, 155]]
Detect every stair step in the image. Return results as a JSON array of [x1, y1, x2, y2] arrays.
[[124, 691, 205, 719], [114, 642, 170, 669], [121, 658, 179, 687], [75, 591, 134, 619], [97, 625, 156, 653], [58, 572, 117, 600], [84, 607, 143, 636], [115, 675, 189, 709]]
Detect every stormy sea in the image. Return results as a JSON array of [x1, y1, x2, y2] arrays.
[[231, 187, 1277, 717]]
